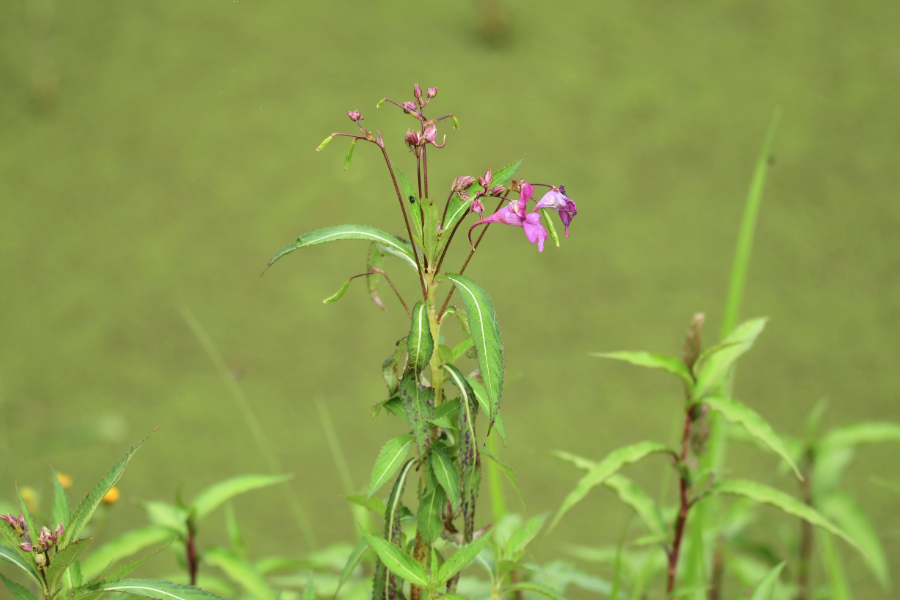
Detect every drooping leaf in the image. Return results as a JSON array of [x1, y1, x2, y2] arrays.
[[47, 538, 91, 592], [366, 243, 387, 311], [0, 572, 38, 600], [820, 533, 854, 600], [552, 449, 597, 471], [503, 582, 567, 600], [507, 513, 547, 556], [80, 525, 176, 580], [747, 562, 786, 600], [366, 534, 429, 587], [407, 301, 434, 374], [323, 278, 352, 304], [818, 422, 900, 453], [446, 274, 504, 427], [69, 579, 226, 600], [443, 365, 480, 449], [335, 537, 369, 598], [51, 467, 71, 528], [0, 545, 41, 587], [203, 546, 277, 600], [480, 448, 526, 512], [437, 529, 494, 583], [693, 317, 767, 399], [442, 156, 525, 236], [550, 441, 672, 530], [430, 444, 461, 509], [191, 474, 292, 523], [266, 225, 417, 272], [418, 484, 447, 544], [819, 491, 889, 590], [591, 351, 692, 388], [344, 139, 357, 170], [368, 435, 414, 499], [224, 504, 247, 557], [700, 395, 801, 479], [399, 374, 435, 457], [707, 480, 861, 553]]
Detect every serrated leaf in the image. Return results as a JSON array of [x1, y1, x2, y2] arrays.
[[366, 534, 428, 587], [433, 398, 461, 422], [479, 448, 526, 512], [430, 445, 461, 509], [747, 561, 786, 600], [335, 537, 369, 598], [203, 546, 277, 600], [700, 395, 801, 479], [818, 422, 900, 452], [442, 156, 524, 236], [707, 480, 861, 553], [0, 544, 41, 587], [51, 467, 71, 528], [443, 365, 479, 450], [191, 474, 292, 523], [446, 275, 503, 427], [62, 437, 147, 546], [69, 579, 226, 600], [503, 582, 566, 600], [399, 374, 435, 457], [819, 491, 888, 590], [693, 317, 767, 398], [266, 225, 418, 272], [407, 301, 434, 374], [81, 525, 176, 580], [437, 529, 494, 583], [418, 484, 447, 544], [368, 435, 414, 499], [48, 538, 91, 592], [604, 475, 667, 539], [550, 441, 672, 531], [0, 572, 38, 600], [591, 351, 692, 388], [507, 513, 547, 555]]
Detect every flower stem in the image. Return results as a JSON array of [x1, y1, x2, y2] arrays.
[[666, 406, 696, 598]]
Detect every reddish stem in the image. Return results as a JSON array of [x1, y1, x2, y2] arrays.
[[666, 406, 696, 598]]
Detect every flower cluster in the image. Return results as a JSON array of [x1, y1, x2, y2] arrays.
[[1, 513, 64, 555]]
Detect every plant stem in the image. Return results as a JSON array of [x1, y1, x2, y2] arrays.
[[187, 521, 198, 586], [369, 269, 411, 317], [796, 451, 814, 600], [667, 406, 696, 598]]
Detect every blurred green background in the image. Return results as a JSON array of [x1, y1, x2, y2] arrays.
[[1, 0, 898, 596]]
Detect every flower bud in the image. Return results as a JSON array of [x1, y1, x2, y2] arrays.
[[414, 83, 423, 101], [683, 313, 705, 371], [35, 552, 46, 567], [347, 110, 363, 122], [478, 169, 493, 188], [490, 185, 505, 197], [471, 198, 484, 214], [427, 87, 437, 99], [20, 541, 33, 552], [402, 101, 417, 113], [452, 176, 476, 192], [405, 129, 421, 148], [102, 486, 120, 505]]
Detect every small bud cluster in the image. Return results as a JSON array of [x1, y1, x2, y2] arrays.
[[1, 513, 64, 555]]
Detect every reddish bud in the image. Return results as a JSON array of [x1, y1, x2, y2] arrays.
[[405, 129, 421, 148], [347, 110, 363, 122], [452, 176, 476, 192], [20, 541, 33, 552], [402, 101, 417, 113], [427, 87, 437, 99], [471, 198, 485, 214], [490, 185, 505, 197], [414, 83, 423, 100], [478, 169, 493, 188]]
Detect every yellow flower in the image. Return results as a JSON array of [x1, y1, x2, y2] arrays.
[[102, 487, 120, 505], [20, 487, 39, 514], [56, 472, 73, 489]]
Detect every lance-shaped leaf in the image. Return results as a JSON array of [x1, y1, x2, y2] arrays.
[[747, 562, 785, 600], [442, 156, 525, 235], [407, 301, 434, 374], [605, 475, 667, 539], [382, 338, 407, 395], [706, 480, 861, 553], [418, 485, 447, 544], [503, 582, 566, 600], [480, 448, 526, 511], [203, 546, 277, 600], [104, 541, 173, 581], [507, 513, 548, 555], [430, 444, 461, 509], [0, 545, 41, 587], [818, 422, 900, 452], [437, 528, 494, 583], [468, 376, 505, 443], [367, 243, 387, 311], [591, 352, 693, 388], [62, 436, 147, 546], [693, 317, 767, 398], [700, 396, 801, 479], [820, 533, 853, 600], [47, 539, 91, 593], [68, 579, 226, 600], [266, 225, 418, 272], [368, 435, 414, 499], [550, 441, 672, 531], [374, 460, 415, 600], [367, 534, 429, 587], [393, 163, 422, 242], [336, 537, 369, 598], [0, 572, 38, 600], [446, 274, 504, 426], [421, 197, 440, 265], [399, 374, 435, 457], [51, 467, 71, 528], [191, 474, 292, 523], [819, 491, 889, 590]]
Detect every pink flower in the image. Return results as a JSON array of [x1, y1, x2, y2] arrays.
[[533, 186, 578, 236], [347, 110, 363, 122], [468, 189, 548, 252]]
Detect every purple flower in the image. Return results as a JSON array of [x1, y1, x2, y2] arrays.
[[347, 110, 363, 122], [468, 185, 548, 251], [533, 186, 578, 236]]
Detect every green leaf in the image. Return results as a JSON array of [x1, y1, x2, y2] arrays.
[[104, 541, 173, 581], [479, 448, 526, 512], [540, 209, 561, 248], [430, 444, 461, 509], [63, 560, 84, 590], [81, 525, 176, 580], [190, 473, 292, 523], [399, 374, 435, 457], [436, 529, 494, 583], [421, 197, 440, 265], [47, 538, 91, 592], [0, 545, 41, 587], [418, 484, 447, 544], [604, 475, 667, 539], [366, 242, 387, 311], [819, 491, 889, 590], [62, 436, 147, 546], [591, 351, 692, 388], [446, 274, 504, 426], [442, 365, 480, 449], [442, 156, 525, 236], [707, 480, 861, 553], [323, 278, 352, 304], [335, 537, 369, 598], [368, 435, 414, 499], [143, 501, 188, 536], [344, 139, 357, 170], [301, 571, 315, 600], [345, 494, 386, 516], [407, 301, 434, 374], [224, 503, 247, 557], [507, 513, 547, 555], [316, 135, 333, 151], [393, 163, 422, 242], [0, 572, 38, 600], [820, 533, 853, 600], [693, 317, 767, 398], [51, 467, 71, 528], [503, 582, 566, 600], [382, 338, 408, 395], [384, 460, 416, 543], [818, 422, 900, 452], [203, 546, 277, 600], [69, 579, 226, 600], [16, 486, 37, 555], [551, 441, 671, 531], [366, 534, 429, 587], [552, 449, 596, 471], [700, 395, 801, 479], [266, 225, 418, 272], [747, 561, 786, 600]]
